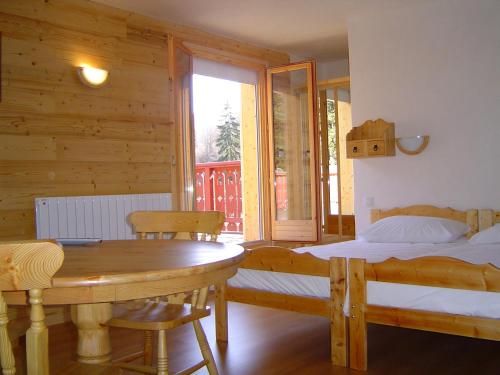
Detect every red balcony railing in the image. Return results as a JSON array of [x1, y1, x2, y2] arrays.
[[195, 161, 242, 233], [195, 162, 290, 233]]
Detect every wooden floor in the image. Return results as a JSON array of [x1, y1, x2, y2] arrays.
[[14, 301, 500, 374]]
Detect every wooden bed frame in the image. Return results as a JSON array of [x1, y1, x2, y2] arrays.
[[215, 205, 479, 366], [347, 208, 500, 371]]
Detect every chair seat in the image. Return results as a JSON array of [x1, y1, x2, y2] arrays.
[[109, 301, 211, 331], [54, 362, 123, 375]]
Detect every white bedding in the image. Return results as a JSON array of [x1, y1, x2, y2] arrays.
[[227, 239, 500, 319]]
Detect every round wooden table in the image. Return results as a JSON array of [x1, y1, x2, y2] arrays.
[[5, 240, 244, 364]]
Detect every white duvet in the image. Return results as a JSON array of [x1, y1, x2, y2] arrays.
[[227, 240, 500, 318]]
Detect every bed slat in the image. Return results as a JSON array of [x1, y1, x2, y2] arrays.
[[225, 287, 330, 317], [366, 305, 500, 341]]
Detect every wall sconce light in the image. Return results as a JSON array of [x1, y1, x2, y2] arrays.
[[77, 66, 109, 88], [396, 135, 430, 155]]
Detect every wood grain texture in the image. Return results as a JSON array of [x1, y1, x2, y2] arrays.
[[0, 240, 121, 374], [346, 119, 395, 158], [478, 209, 500, 231], [71, 303, 113, 364], [225, 286, 330, 317], [349, 220, 500, 371], [3, 239, 242, 368], [34, 303, 500, 375], [238, 246, 330, 276], [366, 305, 500, 341], [0, 293, 16, 375], [129, 211, 225, 241], [0, 241, 63, 290], [331, 257, 347, 366], [0, 0, 288, 240], [118, 211, 225, 373], [348, 258, 367, 371], [214, 283, 228, 343], [365, 256, 500, 292], [226, 205, 482, 368]]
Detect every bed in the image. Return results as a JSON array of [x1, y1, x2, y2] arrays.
[[214, 205, 479, 366], [347, 209, 500, 370]]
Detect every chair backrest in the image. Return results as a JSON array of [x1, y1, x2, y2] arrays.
[[129, 211, 225, 241], [0, 241, 64, 375]]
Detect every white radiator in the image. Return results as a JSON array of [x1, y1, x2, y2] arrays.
[[35, 193, 172, 240]]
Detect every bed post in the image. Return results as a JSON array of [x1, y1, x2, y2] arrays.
[[215, 282, 228, 343], [349, 258, 367, 371], [466, 209, 479, 236], [478, 209, 494, 232], [331, 257, 348, 366], [370, 209, 381, 223]]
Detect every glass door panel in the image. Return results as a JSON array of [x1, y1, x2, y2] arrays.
[[319, 79, 354, 239], [267, 61, 319, 241]]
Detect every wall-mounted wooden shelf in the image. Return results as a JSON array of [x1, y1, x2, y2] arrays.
[[346, 119, 395, 158]]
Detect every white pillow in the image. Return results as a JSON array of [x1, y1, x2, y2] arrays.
[[469, 224, 500, 244], [359, 215, 470, 243]]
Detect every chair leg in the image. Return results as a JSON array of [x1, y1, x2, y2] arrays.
[[27, 289, 49, 375], [144, 330, 153, 366], [215, 283, 228, 343], [157, 330, 168, 375], [193, 320, 218, 375], [0, 293, 16, 375]]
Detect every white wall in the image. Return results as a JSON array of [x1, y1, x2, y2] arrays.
[[316, 58, 350, 81], [348, 0, 500, 233]]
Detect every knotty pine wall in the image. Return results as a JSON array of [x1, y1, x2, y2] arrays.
[[0, 0, 288, 240]]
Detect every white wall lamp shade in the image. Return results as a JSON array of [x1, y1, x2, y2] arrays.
[[77, 66, 109, 88], [396, 135, 430, 155]]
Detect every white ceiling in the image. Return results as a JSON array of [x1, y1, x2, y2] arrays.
[[94, 0, 432, 61]]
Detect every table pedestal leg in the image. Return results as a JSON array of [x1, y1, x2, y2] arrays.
[[71, 303, 113, 364]]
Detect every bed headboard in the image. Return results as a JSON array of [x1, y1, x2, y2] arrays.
[[478, 209, 500, 231], [370, 205, 479, 237]]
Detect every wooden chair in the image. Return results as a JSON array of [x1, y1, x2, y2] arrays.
[[0, 240, 122, 375], [129, 210, 225, 241], [108, 211, 225, 375]]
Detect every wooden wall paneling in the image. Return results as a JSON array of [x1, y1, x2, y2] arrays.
[[0, 210, 36, 240], [0, 1, 127, 39], [0, 114, 171, 143], [0, 183, 169, 210], [56, 137, 170, 163], [0, 161, 170, 186], [0, 0, 288, 240], [0, 135, 57, 161]]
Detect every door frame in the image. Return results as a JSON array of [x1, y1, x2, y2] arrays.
[[317, 76, 355, 240], [172, 38, 273, 240], [266, 61, 321, 242]]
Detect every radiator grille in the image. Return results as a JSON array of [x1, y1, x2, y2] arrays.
[[35, 193, 171, 240]]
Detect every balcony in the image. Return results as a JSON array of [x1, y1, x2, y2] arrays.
[[195, 161, 290, 239], [195, 161, 243, 234]]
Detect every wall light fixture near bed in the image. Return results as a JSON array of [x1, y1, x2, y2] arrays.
[[396, 135, 430, 155]]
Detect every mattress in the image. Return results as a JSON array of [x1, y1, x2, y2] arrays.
[[227, 240, 500, 319]]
